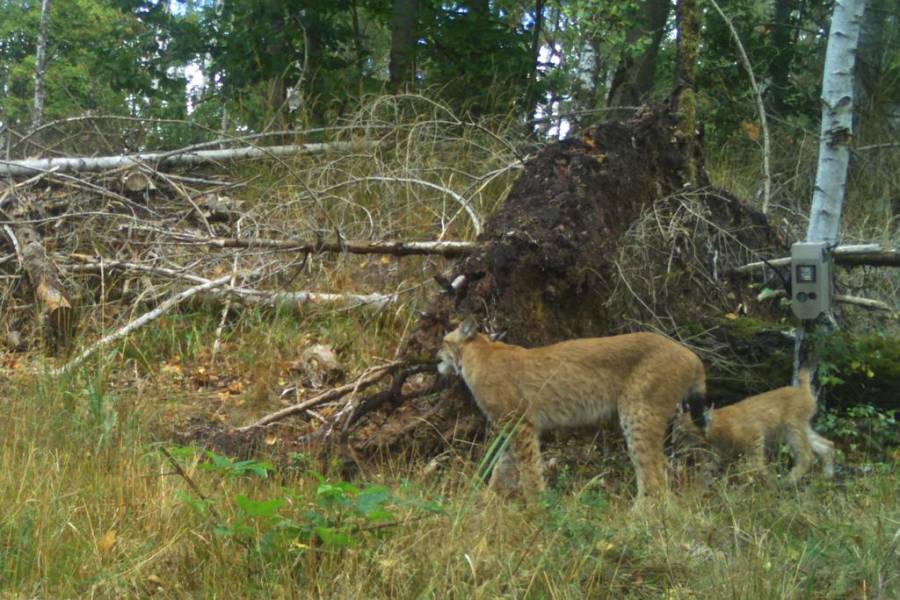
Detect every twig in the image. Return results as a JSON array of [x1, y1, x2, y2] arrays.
[[317, 175, 482, 237], [237, 361, 405, 431], [51, 275, 232, 376], [855, 141, 900, 152], [212, 220, 242, 363], [158, 447, 223, 521], [708, 0, 772, 213]]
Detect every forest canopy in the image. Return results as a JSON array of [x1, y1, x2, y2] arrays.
[[1, 0, 897, 148]]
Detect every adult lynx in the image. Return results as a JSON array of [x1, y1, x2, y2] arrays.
[[437, 318, 706, 501]]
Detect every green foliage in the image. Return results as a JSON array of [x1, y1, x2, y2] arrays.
[[814, 331, 900, 411], [199, 450, 274, 479], [0, 0, 199, 138], [818, 405, 899, 456], [418, 3, 535, 117], [170, 448, 444, 558]]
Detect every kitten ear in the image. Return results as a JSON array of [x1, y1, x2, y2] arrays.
[[458, 317, 478, 340]]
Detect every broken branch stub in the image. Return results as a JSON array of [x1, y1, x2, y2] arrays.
[[6, 225, 75, 350]]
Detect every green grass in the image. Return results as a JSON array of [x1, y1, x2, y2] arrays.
[[1, 365, 897, 598]]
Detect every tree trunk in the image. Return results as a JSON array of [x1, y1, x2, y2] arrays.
[[769, 0, 795, 114], [389, 0, 418, 91], [806, 0, 866, 243], [524, 0, 544, 124], [31, 0, 51, 134], [350, 0, 366, 92], [607, 0, 671, 111], [855, 0, 889, 115], [797, 0, 866, 389], [673, 0, 701, 184]]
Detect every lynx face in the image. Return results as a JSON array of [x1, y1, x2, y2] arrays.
[[436, 318, 477, 377], [436, 317, 707, 503]]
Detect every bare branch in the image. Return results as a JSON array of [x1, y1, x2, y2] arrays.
[[52, 275, 232, 377], [730, 245, 900, 274], [237, 361, 406, 431]]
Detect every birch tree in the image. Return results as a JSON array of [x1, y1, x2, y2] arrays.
[[30, 0, 51, 133], [806, 0, 866, 243], [797, 0, 866, 387]]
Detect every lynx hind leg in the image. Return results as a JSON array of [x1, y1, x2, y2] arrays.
[[489, 421, 545, 497], [488, 450, 519, 495], [784, 426, 815, 485], [807, 427, 836, 479], [619, 405, 669, 500]]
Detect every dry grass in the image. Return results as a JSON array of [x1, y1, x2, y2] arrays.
[[0, 363, 897, 598]]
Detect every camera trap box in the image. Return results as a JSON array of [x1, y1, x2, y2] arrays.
[[791, 241, 833, 320]]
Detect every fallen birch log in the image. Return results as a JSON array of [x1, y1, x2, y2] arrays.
[[758, 288, 896, 314], [0, 142, 362, 177], [124, 226, 480, 257], [730, 244, 900, 274]]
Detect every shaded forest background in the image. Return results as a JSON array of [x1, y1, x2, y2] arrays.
[[2, 0, 897, 158]]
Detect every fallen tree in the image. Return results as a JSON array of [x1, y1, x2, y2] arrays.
[[119, 226, 479, 257], [0, 142, 363, 177], [730, 244, 900, 273]]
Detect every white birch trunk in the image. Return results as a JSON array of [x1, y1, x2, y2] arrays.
[[31, 0, 51, 133], [806, 0, 866, 243]]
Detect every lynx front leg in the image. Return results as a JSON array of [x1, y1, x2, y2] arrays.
[[489, 421, 545, 497]]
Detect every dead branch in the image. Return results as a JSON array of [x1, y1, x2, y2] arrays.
[[344, 363, 437, 429], [236, 361, 406, 431], [121, 225, 479, 257], [63, 254, 400, 310], [52, 275, 232, 377], [0, 142, 364, 177], [834, 294, 896, 313], [759, 288, 896, 314], [730, 245, 900, 274]]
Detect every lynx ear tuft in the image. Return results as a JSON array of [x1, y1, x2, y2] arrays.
[[458, 317, 478, 340]]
